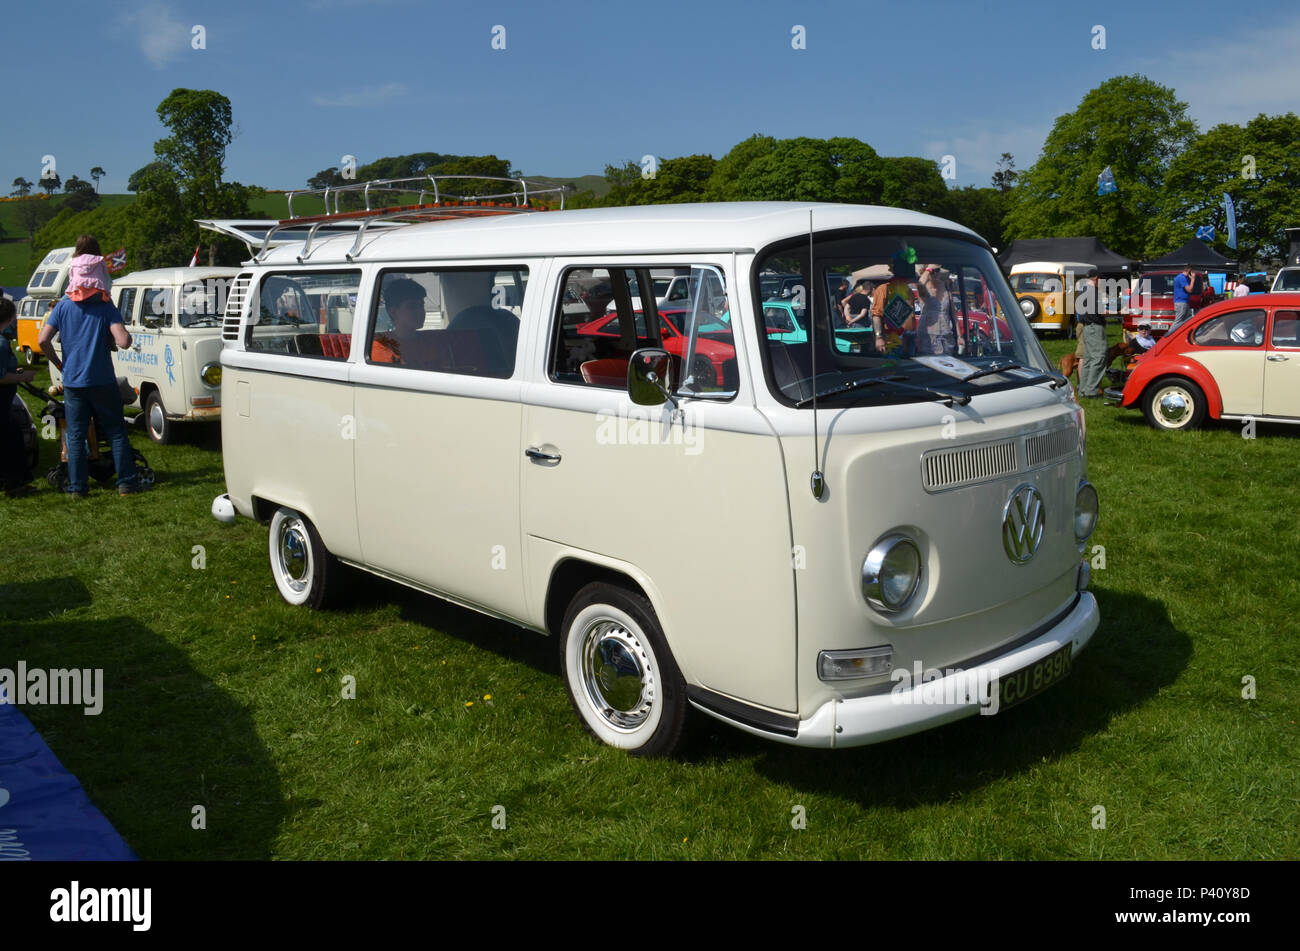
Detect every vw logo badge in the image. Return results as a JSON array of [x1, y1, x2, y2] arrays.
[[1002, 483, 1045, 564]]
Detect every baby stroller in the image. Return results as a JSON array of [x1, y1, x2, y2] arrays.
[[9, 390, 39, 473], [19, 379, 154, 492]]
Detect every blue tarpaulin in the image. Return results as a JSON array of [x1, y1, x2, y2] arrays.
[[0, 690, 136, 861]]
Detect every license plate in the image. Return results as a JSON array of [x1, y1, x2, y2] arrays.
[[1150, 320, 1171, 330], [997, 643, 1072, 711]]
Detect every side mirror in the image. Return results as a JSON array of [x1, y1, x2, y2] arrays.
[[628, 347, 674, 406]]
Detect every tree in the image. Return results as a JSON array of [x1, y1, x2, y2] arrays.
[[1004, 75, 1197, 258], [17, 199, 55, 241], [877, 156, 949, 216], [90, 166, 105, 192], [944, 186, 1010, 247], [991, 153, 1018, 193], [127, 162, 168, 192], [642, 154, 717, 204], [63, 176, 100, 213], [150, 89, 253, 264], [307, 167, 345, 189], [39, 173, 61, 196], [1149, 113, 1300, 263], [11, 177, 32, 197]]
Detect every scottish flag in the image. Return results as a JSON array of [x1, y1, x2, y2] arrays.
[[1097, 166, 1117, 196], [1196, 225, 1215, 242]]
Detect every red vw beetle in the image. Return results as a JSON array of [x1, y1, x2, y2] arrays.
[[1119, 294, 1300, 430], [575, 308, 735, 388]]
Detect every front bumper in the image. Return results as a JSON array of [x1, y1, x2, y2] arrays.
[[785, 591, 1099, 748]]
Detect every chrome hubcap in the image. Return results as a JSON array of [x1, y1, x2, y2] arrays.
[[1157, 389, 1190, 425], [149, 402, 165, 436], [581, 620, 653, 730], [278, 522, 310, 591]]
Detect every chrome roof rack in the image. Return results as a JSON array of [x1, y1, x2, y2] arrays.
[[200, 174, 568, 264]]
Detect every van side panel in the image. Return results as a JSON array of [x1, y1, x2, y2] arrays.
[[220, 362, 361, 560], [351, 372, 528, 621]]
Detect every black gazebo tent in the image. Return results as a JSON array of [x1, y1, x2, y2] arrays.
[[996, 237, 1138, 275], [1142, 238, 1237, 272]]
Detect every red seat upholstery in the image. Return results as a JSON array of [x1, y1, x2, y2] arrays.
[[580, 358, 630, 387], [320, 333, 351, 359]]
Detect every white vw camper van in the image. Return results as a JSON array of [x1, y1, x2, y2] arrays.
[[213, 192, 1100, 755]]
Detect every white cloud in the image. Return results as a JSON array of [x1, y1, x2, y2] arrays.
[[1153, 13, 1300, 128], [125, 2, 192, 69], [313, 82, 409, 108], [922, 123, 1050, 188]]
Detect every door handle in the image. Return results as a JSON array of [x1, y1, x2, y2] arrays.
[[1267, 353, 1288, 362], [525, 446, 561, 463]]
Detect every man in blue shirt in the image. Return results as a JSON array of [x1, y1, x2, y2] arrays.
[[1172, 265, 1194, 329], [37, 296, 142, 495]]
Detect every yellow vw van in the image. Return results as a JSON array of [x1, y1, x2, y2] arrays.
[[1009, 261, 1096, 336]]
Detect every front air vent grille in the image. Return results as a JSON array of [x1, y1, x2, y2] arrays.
[[222, 272, 253, 341], [1026, 426, 1078, 467], [922, 439, 1019, 491]]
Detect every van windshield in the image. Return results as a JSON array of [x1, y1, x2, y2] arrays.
[[756, 232, 1054, 406]]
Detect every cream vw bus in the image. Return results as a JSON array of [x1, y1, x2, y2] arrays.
[[42, 265, 240, 442], [213, 199, 1100, 755]]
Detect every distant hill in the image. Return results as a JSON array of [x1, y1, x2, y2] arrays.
[[527, 174, 610, 199]]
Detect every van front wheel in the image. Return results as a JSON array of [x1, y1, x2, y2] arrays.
[[560, 582, 688, 756], [143, 391, 173, 444], [268, 507, 339, 608]]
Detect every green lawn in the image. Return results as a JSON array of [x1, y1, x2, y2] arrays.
[[3, 335, 1297, 860]]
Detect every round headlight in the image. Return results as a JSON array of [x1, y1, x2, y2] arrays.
[[862, 534, 922, 614], [1074, 481, 1099, 543], [201, 363, 222, 387]]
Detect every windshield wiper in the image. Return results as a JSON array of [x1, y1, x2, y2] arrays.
[[962, 361, 1067, 388], [795, 374, 971, 408]]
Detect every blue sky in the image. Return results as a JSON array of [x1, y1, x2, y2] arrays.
[[6, 0, 1300, 195]]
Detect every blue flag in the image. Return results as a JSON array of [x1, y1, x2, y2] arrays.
[[1097, 166, 1117, 196], [1196, 225, 1215, 242], [1223, 193, 1237, 250]]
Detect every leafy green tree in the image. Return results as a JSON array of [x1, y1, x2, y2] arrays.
[[877, 157, 949, 215], [943, 186, 1009, 247], [90, 166, 105, 192], [11, 177, 32, 197], [39, 173, 61, 196], [307, 167, 345, 189], [1004, 75, 1197, 258], [991, 153, 1018, 193], [18, 199, 56, 242], [127, 162, 168, 192], [643, 154, 717, 204], [63, 176, 100, 213], [1149, 113, 1300, 263], [149, 89, 253, 264], [698, 135, 883, 204], [701, 134, 778, 201], [31, 204, 133, 270]]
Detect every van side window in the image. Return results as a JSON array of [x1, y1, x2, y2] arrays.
[[141, 287, 174, 329], [118, 288, 139, 326], [248, 271, 361, 360], [365, 267, 525, 378], [549, 265, 737, 396]]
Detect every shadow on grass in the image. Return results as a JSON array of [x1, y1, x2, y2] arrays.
[[0, 576, 93, 621], [3, 610, 285, 859], [685, 589, 1191, 808], [341, 570, 558, 674]]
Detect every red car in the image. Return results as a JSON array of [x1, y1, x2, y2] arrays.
[[575, 308, 735, 388], [1124, 270, 1217, 335], [1119, 293, 1300, 430]]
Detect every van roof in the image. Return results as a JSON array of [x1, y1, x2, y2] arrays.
[[113, 266, 243, 285], [1009, 261, 1096, 273], [251, 202, 984, 266]]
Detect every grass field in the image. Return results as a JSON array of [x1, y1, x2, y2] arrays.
[[3, 330, 1298, 860]]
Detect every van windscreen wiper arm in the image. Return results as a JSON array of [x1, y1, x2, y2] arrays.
[[795, 375, 971, 408], [962, 362, 1067, 388]]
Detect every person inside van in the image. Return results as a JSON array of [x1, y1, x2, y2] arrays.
[[371, 278, 439, 368], [915, 265, 960, 356]]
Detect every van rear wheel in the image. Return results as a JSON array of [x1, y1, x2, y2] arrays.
[[559, 582, 687, 757], [268, 507, 340, 608]]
